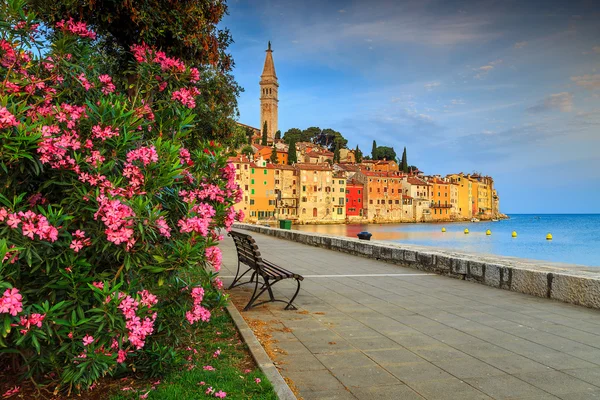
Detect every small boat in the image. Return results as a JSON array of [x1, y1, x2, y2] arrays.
[[491, 218, 498, 222], [470, 218, 480, 222]]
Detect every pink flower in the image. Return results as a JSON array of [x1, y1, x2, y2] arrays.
[[139, 392, 149, 399], [198, 381, 205, 386], [18, 313, 46, 334], [205, 387, 215, 395], [0, 288, 23, 316], [213, 348, 221, 358], [68, 332, 73, 339], [117, 349, 127, 363], [255, 378, 261, 384], [98, 74, 116, 94], [91, 124, 119, 141], [2, 386, 20, 398], [138, 290, 158, 307], [203, 365, 215, 371], [0, 107, 19, 129], [205, 246, 222, 271], [214, 391, 227, 398], [155, 217, 171, 238], [56, 18, 96, 39], [171, 87, 200, 109], [82, 335, 94, 346], [244, 369, 251, 374], [92, 281, 104, 290]]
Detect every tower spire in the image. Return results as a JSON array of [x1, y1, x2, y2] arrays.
[[260, 41, 279, 142]]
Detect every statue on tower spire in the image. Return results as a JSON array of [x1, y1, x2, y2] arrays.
[[268, 40, 271, 51]]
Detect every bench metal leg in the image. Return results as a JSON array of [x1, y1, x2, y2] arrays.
[[285, 279, 301, 310], [228, 260, 255, 289], [244, 276, 263, 311]]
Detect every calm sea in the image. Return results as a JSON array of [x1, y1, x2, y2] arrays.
[[292, 214, 600, 267]]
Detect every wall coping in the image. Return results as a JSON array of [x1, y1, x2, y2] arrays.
[[233, 223, 600, 310]]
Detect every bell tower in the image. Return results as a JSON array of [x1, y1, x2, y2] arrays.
[[260, 41, 278, 141]]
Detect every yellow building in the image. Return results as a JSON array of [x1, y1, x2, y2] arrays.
[[296, 163, 334, 222], [447, 173, 473, 219], [273, 164, 298, 219], [248, 159, 276, 221], [430, 179, 452, 221], [331, 173, 347, 221]]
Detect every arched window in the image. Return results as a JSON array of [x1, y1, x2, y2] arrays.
[[313, 208, 317, 217], [302, 208, 306, 214]]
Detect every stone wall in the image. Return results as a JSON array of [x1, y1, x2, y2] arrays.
[[234, 223, 600, 310]]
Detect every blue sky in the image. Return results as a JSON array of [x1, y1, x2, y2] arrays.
[[221, 0, 600, 214]]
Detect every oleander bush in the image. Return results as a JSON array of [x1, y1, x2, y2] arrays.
[[0, 0, 242, 393]]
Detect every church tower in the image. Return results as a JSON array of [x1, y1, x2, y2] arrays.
[[260, 41, 278, 141]]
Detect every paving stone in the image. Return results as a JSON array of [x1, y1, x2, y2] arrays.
[[364, 348, 425, 365], [315, 351, 379, 370], [465, 375, 553, 399], [300, 390, 358, 400], [410, 344, 472, 363], [385, 362, 455, 384], [346, 336, 402, 351], [514, 371, 599, 396], [407, 377, 493, 400], [477, 355, 552, 374], [330, 366, 401, 388], [432, 357, 507, 379], [562, 367, 600, 386], [349, 383, 425, 400], [284, 369, 346, 392]]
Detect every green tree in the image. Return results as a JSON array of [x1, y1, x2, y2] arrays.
[[31, 0, 242, 147], [333, 142, 340, 163], [287, 139, 297, 164], [355, 145, 362, 163], [269, 144, 278, 164], [261, 121, 268, 146], [241, 145, 254, 158], [282, 128, 303, 144], [314, 128, 347, 151], [408, 165, 419, 173], [373, 146, 396, 161], [303, 126, 322, 143], [245, 126, 255, 145], [401, 147, 408, 172], [371, 140, 377, 159], [275, 130, 281, 140]]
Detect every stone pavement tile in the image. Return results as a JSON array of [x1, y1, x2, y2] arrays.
[[274, 340, 312, 355], [465, 375, 553, 399], [525, 350, 599, 370], [302, 336, 355, 354], [562, 367, 600, 386], [567, 348, 600, 365], [514, 371, 600, 396], [407, 377, 493, 400], [346, 336, 402, 351], [432, 357, 507, 379], [283, 369, 346, 392], [385, 361, 455, 384], [556, 390, 600, 399], [410, 344, 472, 363], [387, 332, 445, 349], [477, 354, 553, 374], [315, 350, 379, 370], [364, 348, 425, 365], [349, 383, 425, 400], [300, 390, 358, 400], [452, 342, 515, 359], [329, 326, 383, 340], [330, 366, 402, 389], [276, 352, 326, 372]]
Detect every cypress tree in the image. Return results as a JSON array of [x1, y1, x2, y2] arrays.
[[355, 144, 362, 163], [402, 147, 408, 172], [287, 139, 297, 164], [261, 121, 268, 145], [333, 142, 340, 163], [269, 144, 278, 164], [275, 130, 281, 140], [371, 140, 377, 159]]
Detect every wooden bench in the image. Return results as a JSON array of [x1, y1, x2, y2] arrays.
[[228, 230, 303, 311]]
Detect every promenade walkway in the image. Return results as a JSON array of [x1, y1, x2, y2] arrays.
[[221, 230, 600, 400]]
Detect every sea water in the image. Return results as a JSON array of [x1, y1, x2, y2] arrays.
[[292, 214, 600, 267]]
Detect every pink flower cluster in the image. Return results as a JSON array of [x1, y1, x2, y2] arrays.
[[117, 291, 158, 350], [179, 148, 194, 166], [83, 334, 95, 346], [205, 246, 222, 271], [94, 195, 136, 250], [171, 87, 200, 109], [2, 386, 20, 398], [77, 72, 94, 90], [98, 74, 115, 94], [2, 245, 19, 264], [130, 43, 186, 73], [70, 229, 91, 252], [0, 288, 22, 316], [155, 217, 171, 238], [56, 18, 97, 40], [126, 146, 158, 166], [37, 125, 79, 169], [0, 208, 59, 242], [18, 313, 45, 334], [91, 124, 119, 141], [0, 106, 19, 129], [185, 287, 211, 325]]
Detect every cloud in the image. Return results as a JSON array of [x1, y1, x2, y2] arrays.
[[424, 82, 441, 91], [514, 41, 528, 49], [450, 99, 465, 105], [527, 92, 574, 113], [482, 130, 494, 135], [473, 60, 502, 79], [571, 74, 600, 90]]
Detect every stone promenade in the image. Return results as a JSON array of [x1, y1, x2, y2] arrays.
[[221, 230, 600, 400]]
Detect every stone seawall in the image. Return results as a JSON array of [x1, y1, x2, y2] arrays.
[[234, 223, 600, 310]]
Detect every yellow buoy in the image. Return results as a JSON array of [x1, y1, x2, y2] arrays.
[[512, 231, 517, 238], [464, 229, 469, 234], [486, 229, 491, 236], [442, 227, 446, 232], [546, 233, 552, 240]]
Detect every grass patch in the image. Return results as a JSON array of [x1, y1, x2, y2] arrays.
[[109, 309, 278, 400]]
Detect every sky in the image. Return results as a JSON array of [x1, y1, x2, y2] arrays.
[[220, 0, 600, 214]]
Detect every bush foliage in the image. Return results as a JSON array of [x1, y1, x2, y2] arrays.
[[0, 0, 242, 393]]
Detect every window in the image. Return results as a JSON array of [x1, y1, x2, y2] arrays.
[[251, 189, 255, 195], [346, 189, 350, 194], [302, 197, 307, 202], [251, 168, 255, 174], [314, 185, 317, 191], [388, 200, 392, 204], [244, 165, 248, 170], [395, 200, 399, 204], [302, 208, 306, 214], [251, 179, 254, 184], [358, 190, 361, 194], [268, 200, 275, 205], [337, 208, 343, 215], [370, 200, 373, 204], [293, 189, 296, 195], [245, 185, 248, 190], [346, 198, 349, 203], [263, 169, 267, 175], [264, 181, 267, 185], [313, 208, 317, 217], [339, 180, 344, 184], [358, 199, 361, 203], [275, 180, 280, 184], [251, 211, 256, 216], [302, 185, 306, 192], [250, 199, 255, 205], [340, 188, 344, 192]]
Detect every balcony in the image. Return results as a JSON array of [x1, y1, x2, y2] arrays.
[[431, 203, 452, 208]]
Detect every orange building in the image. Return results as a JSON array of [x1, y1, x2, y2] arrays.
[[247, 160, 277, 220], [431, 179, 452, 220], [253, 144, 288, 165]]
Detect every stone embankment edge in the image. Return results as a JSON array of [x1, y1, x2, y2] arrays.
[[234, 223, 600, 310], [225, 302, 297, 400]]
